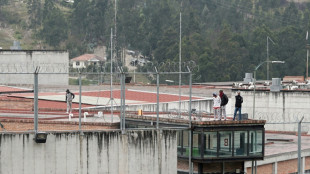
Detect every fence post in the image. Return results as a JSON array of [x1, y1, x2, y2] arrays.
[[118, 67, 123, 131], [298, 116, 304, 174], [34, 67, 39, 133], [187, 67, 193, 174], [122, 68, 126, 132], [155, 67, 159, 129], [78, 70, 82, 132]]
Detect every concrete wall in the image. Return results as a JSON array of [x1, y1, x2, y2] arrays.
[[109, 98, 233, 116], [123, 99, 214, 113], [232, 90, 310, 132], [0, 130, 177, 174], [244, 150, 310, 174], [0, 50, 68, 85]]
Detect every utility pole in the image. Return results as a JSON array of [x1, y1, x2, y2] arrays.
[[106, 28, 117, 122], [267, 36, 275, 81], [178, 4, 182, 118], [306, 31, 309, 79], [298, 116, 304, 174]]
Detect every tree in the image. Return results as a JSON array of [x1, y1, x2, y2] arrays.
[[27, 0, 42, 30], [0, 0, 8, 16], [40, 1, 68, 48]]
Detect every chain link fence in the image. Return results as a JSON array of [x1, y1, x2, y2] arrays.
[[0, 63, 201, 132]]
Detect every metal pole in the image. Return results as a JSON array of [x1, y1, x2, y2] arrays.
[[298, 116, 304, 174], [156, 67, 159, 129], [189, 131, 192, 174], [178, 10, 182, 117], [267, 36, 269, 81], [133, 55, 136, 83], [267, 36, 275, 81], [119, 68, 122, 131], [110, 28, 114, 122], [114, 0, 117, 39], [253, 70, 256, 119], [34, 67, 39, 133], [188, 67, 193, 174], [188, 67, 192, 128], [78, 71, 82, 131], [122, 68, 126, 132], [251, 160, 254, 174], [255, 160, 257, 174], [307, 31, 309, 79], [307, 49, 309, 79]]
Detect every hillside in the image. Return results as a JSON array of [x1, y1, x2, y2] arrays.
[[1, 0, 310, 83]]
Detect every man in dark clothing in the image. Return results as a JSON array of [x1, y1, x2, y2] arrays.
[[66, 89, 75, 114], [233, 91, 243, 121], [219, 90, 229, 120]]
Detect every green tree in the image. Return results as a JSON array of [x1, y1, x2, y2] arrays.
[[0, 0, 8, 16], [40, 1, 68, 48], [27, 0, 42, 30]]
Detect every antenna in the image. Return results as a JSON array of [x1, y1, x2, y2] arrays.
[[106, 28, 117, 123]]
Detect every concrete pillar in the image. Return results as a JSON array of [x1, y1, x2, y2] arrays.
[[273, 162, 278, 174], [302, 157, 305, 173]]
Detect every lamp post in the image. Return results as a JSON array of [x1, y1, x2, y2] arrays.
[[252, 61, 285, 119], [267, 36, 275, 81]]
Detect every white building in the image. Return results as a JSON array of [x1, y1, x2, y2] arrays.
[[0, 50, 69, 85], [71, 54, 105, 69]]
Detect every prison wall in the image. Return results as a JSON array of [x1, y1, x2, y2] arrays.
[[0, 50, 69, 85], [233, 90, 310, 133], [112, 98, 229, 115], [0, 130, 177, 174]]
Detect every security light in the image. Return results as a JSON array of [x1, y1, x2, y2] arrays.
[[34, 132, 48, 143]]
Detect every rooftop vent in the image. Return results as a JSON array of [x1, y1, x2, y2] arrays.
[[243, 73, 253, 83], [270, 78, 283, 92], [10, 41, 22, 50]]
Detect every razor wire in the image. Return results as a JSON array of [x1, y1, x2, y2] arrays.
[[0, 60, 199, 75], [255, 111, 309, 123], [142, 60, 199, 73], [0, 63, 69, 73]]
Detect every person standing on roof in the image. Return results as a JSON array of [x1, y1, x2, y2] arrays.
[[233, 91, 243, 121], [219, 90, 229, 121], [66, 89, 75, 114], [213, 92, 221, 121]]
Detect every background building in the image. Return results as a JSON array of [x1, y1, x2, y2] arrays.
[[0, 50, 69, 85]]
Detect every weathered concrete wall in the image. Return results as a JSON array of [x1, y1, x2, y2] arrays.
[[232, 90, 310, 132], [0, 50, 68, 85], [111, 99, 232, 116], [244, 149, 310, 174], [0, 130, 177, 174]]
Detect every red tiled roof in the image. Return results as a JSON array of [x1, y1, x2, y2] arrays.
[[12, 90, 203, 103], [77, 90, 201, 103], [71, 54, 104, 61], [283, 76, 304, 82], [0, 86, 31, 92]]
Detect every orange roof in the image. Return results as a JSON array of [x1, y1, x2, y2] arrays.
[[71, 54, 105, 61], [283, 76, 304, 82]]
